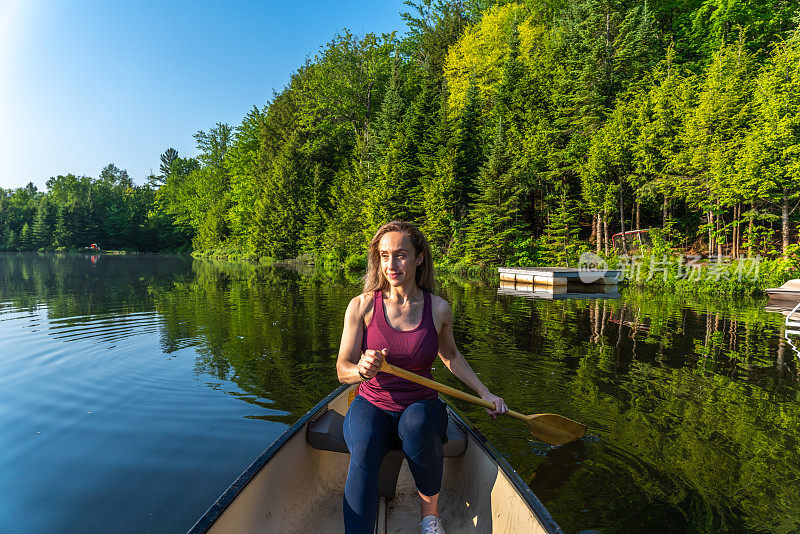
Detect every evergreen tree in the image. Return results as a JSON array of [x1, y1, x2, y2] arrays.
[[227, 107, 265, 248], [675, 37, 754, 254], [31, 199, 51, 250], [250, 130, 305, 258], [372, 61, 406, 161], [555, 0, 660, 131], [321, 164, 369, 263], [540, 185, 581, 266], [301, 164, 328, 253], [53, 207, 72, 249], [450, 81, 483, 221], [462, 24, 531, 264], [20, 222, 33, 251], [367, 76, 440, 230], [741, 29, 800, 256], [632, 47, 692, 231], [159, 148, 179, 182], [421, 88, 457, 249], [1, 227, 16, 251], [465, 121, 524, 264]]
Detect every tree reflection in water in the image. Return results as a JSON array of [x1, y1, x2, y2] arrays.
[[2, 253, 797, 533]]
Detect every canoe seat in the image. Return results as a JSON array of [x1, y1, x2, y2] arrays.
[[306, 408, 467, 498]]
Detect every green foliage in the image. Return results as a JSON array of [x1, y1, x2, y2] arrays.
[[4, 1, 800, 289], [676, 39, 755, 210], [20, 222, 32, 250], [185, 123, 233, 250], [539, 184, 582, 266], [322, 164, 370, 264], [226, 107, 264, 247], [31, 198, 51, 250], [158, 148, 178, 183], [401, 0, 475, 74], [464, 121, 525, 264], [686, 0, 799, 59], [1, 226, 16, 251], [0, 167, 186, 253], [366, 74, 436, 230], [423, 80, 483, 250], [251, 130, 305, 258]]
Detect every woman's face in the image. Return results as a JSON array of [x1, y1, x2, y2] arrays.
[[378, 231, 422, 288]]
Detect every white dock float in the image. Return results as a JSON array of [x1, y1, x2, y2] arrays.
[[498, 267, 621, 286]]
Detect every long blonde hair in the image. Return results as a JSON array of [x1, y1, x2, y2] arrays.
[[363, 220, 435, 294]]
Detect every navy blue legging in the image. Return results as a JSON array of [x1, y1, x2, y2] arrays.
[[342, 395, 448, 533]]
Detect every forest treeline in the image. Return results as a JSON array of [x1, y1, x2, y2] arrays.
[[0, 165, 190, 253], [2, 0, 799, 267]]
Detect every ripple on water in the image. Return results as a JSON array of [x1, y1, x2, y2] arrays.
[[1, 302, 288, 534], [3, 255, 799, 533], [48, 311, 164, 344]]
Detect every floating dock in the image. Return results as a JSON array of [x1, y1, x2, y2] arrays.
[[498, 282, 620, 300], [498, 267, 621, 299]]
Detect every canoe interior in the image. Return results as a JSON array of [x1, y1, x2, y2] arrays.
[[193, 385, 561, 534]]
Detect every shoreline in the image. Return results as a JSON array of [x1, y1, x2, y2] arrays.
[[184, 248, 799, 297], [7, 248, 794, 298]]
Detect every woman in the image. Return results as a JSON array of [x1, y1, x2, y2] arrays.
[[336, 220, 508, 534]]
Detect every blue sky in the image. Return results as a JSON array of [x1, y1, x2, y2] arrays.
[[0, 0, 407, 190]]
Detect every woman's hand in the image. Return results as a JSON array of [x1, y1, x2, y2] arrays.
[[481, 392, 508, 419], [357, 348, 386, 380]]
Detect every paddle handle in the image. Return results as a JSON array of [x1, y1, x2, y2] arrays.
[[380, 362, 527, 421]]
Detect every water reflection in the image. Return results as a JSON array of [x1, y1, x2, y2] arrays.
[[162, 260, 800, 531], [0, 252, 194, 317], [1, 253, 798, 533], [148, 259, 361, 418], [764, 301, 800, 385], [450, 286, 799, 533]]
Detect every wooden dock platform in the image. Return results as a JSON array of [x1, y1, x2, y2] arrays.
[[498, 267, 621, 287]]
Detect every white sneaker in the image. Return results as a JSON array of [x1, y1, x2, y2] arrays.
[[420, 514, 445, 534]]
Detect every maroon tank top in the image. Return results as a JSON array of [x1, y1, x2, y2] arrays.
[[358, 289, 439, 412]]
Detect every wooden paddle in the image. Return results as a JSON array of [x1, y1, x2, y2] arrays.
[[380, 362, 587, 446]]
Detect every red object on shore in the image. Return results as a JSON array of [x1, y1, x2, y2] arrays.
[[611, 229, 650, 255]]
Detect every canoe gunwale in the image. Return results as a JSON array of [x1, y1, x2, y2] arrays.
[[441, 399, 564, 534], [187, 384, 350, 533]]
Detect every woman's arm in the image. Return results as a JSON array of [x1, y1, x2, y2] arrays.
[[336, 295, 383, 384], [435, 299, 508, 418]]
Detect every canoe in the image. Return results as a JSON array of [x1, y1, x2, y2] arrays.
[[766, 279, 800, 302], [189, 384, 563, 533]]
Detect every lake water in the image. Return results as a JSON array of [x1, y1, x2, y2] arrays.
[[1, 253, 798, 533]]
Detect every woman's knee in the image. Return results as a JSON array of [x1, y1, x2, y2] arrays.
[[397, 400, 441, 442], [344, 397, 393, 462]]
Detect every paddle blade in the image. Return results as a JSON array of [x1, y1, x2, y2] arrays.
[[526, 413, 587, 446]]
